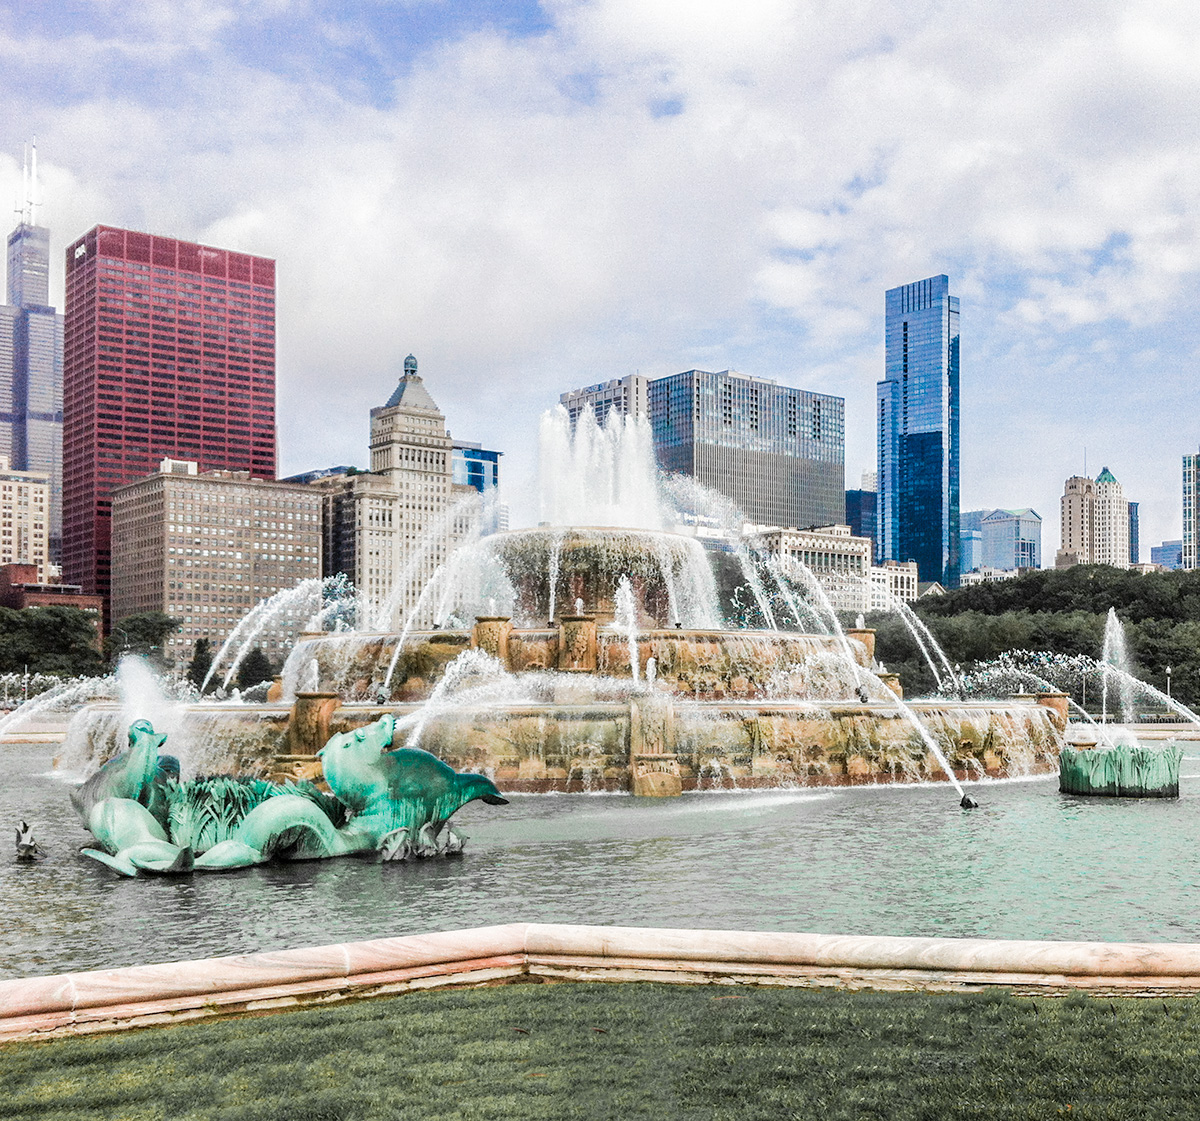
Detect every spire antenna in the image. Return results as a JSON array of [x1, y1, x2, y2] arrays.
[[19, 141, 29, 224], [29, 137, 38, 226]]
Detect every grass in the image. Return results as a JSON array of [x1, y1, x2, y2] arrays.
[[3, 982, 1200, 1119]]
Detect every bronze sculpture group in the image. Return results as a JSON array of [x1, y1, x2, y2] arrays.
[[69, 715, 508, 877]]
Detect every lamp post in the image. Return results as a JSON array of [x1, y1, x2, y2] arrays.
[[1166, 665, 1172, 700]]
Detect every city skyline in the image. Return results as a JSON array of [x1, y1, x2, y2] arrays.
[[2, 4, 1198, 558]]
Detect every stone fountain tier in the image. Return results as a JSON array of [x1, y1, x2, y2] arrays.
[[487, 525, 716, 626], [67, 689, 1067, 798], [273, 692, 1066, 795], [292, 619, 879, 704]]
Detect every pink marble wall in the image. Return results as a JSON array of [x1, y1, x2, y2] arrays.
[[6, 923, 1200, 1043]]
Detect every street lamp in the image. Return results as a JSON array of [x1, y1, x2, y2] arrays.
[[1166, 665, 1172, 700]]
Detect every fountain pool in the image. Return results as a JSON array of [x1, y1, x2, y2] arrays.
[[7, 739, 1200, 978]]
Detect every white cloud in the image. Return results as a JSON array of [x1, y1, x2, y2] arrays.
[[2, 0, 1200, 544]]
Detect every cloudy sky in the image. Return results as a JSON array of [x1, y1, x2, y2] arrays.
[[2, 0, 1198, 557]]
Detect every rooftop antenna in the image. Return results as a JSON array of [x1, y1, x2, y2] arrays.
[[17, 141, 28, 224], [29, 137, 38, 226]]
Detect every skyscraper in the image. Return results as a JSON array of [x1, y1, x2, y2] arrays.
[[62, 226, 276, 610], [1183, 449, 1199, 570], [981, 508, 1041, 570], [317, 357, 453, 625], [877, 274, 960, 586], [1, 145, 63, 559], [560, 375, 649, 428], [1055, 469, 1129, 569], [1093, 467, 1130, 568], [845, 469, 877, 552], [648, 369, 844, 529]]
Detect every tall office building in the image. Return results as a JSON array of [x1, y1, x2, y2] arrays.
[[845, 469, 877, 551], [648, 369, 844, 529], [981, 508, 1041, 570], [318, 357, 453, 626], [877, 274, 960, 586], [1128, 501, 1140, 565], [560, 375, 649, 428], [0, 454, 50, 582], [1, 146, 63, 559], [1153, 540, 1183, 570], [1056, 469, 1129, 569], [111, 459, 320, 663], [1184, 449, 1200, 570], [1093, 468, 1130, 569], [63, 225, 276, 612]]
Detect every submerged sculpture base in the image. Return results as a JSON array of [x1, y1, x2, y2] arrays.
[[1058, 743, 1183, 798]]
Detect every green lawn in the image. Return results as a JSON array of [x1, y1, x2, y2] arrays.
[[3, 982, 1200, 1120]]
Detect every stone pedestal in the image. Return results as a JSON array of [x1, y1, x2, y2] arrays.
[[557, 615, 597, 673], [287, 692, 340, 756], [471, 616, 513, 666], [878, 672, 903, 699], [846, 628, 876, 666]]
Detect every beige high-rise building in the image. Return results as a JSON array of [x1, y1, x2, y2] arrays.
[[111, 459, 321, 665], [0, 455, 49, 582], [314, 357, 454, 628], [1055, 468, 1129, 569], [1056, 475, 1095, 567], [1093, 467, 1130, 568]]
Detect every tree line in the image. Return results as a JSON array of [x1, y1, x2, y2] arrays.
[[0, 606, 277, 691], [865, 565, 1200, 706]]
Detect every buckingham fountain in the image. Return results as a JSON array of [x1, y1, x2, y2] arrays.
[[59, 407, 1067, 801]]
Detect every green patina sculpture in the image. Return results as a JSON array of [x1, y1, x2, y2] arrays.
[[1058, 742, 1184, 798], [71, 715, 508, 877]]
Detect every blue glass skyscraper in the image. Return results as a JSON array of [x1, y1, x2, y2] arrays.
[[877, 274, 959, 586]]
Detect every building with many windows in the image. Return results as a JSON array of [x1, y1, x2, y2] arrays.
[[110, 459, 320, 665], [1153, 539, 1183, 570], [750, 523, 872, 612], [870, 560, 919, 609], [877, 275, 960, 586], [1, 148, 62, 560], [649, 369, 844, 530], [1184, 449, 1200, 570], [315, 357, 454, 627], [0, 454, 49, 582], [560, 375, 649, 428], [981, 508, 1041, 571], [1128, 501, 1140, 565], [62, 225, 276, 617], [1056, 469, 1130, 569], [845, 470, 877, 554]]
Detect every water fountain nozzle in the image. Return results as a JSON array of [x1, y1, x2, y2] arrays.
[[959, 794, 978, 809]]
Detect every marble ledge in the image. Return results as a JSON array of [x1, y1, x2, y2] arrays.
[[7, 923, 1200, 1043]]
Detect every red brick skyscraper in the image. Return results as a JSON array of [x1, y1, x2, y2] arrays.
[[63, 225, 276, 608]]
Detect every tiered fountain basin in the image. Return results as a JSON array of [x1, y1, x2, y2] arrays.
[[293, 621, 883, 703], [66, 686, 1065, 798], [66, 524, 1069, 794]]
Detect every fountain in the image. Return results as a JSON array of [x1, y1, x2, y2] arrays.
[[65, 406, 1066, 797]]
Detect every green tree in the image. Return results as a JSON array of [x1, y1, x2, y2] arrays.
[[0, 606, 105, 677], [236, 646, 274, 691], [186, 637, 214, 691], [105, 612, 180, 665]]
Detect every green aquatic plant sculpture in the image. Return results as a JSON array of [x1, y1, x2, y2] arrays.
[[1058, 742, 1184, 798], [71, 715, 508, 877]]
